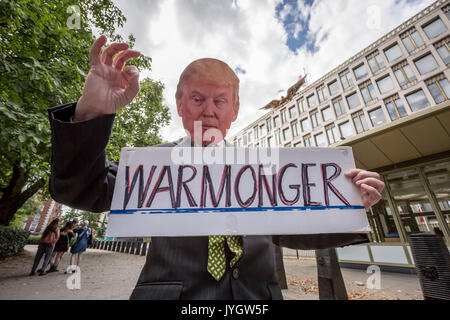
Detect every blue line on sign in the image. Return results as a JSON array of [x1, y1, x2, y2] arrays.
[[110, 205, 365, 215]]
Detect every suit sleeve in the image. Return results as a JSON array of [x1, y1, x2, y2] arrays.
[[272, 233, 370, 250], [48, 102, 118, 213]]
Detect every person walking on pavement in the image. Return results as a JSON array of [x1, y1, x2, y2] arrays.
[[29, 218, 60, 276], [47, 220, 76, 273], [68, 220, 91, 271]]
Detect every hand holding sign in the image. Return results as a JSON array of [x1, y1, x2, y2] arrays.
[[344, 169, 384, 209], [74, 35, 141, 121]]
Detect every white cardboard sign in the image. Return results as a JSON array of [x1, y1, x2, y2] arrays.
[[106, 147, 370, 237]]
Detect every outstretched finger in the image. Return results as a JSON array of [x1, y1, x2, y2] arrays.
[[101, 42, 130, 66], [113, 50, 141, 71], [89, 35, 107, 66]]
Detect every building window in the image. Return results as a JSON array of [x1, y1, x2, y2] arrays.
[[261, 139, 266, 147], [288, 105, 297, 119], [310, 110, 321, 128], [338, 121, 353, 139], [238, 137, 243, 147], [315, 132, 326, 147], [293, 141, 302, 147], [321, 106, 333, 122], [304, 134, 313, 147], [414, 53, 439, 75], [266, 118, 272, 134], [332, 97, 346, 117], [346, 92, 360, 109], [326, 125, 340, 144], [307, 94, 317, 108], [248, 131, 253, 143], [393, 61, 417, 86], [352, 111, 369, 134], [339, 70, 353, 90], [267, 136, 273, 147], [328, 80, 340, 96], [426, 74, 450, 103], [273, 115, 281, 128], [291, 121, 299, 137], [368, 107, 387, 127], [384, 43, 403, 62], [282, 127, 291, 141], [435, 38, 450, 64], [400, 28, 425, 53], [422, 17, 447, 40], [300, 118, 310, 132], [405, 89, 430, 112], [376, 75, 395, 94], [359, 80, 377, 103], [353, 64, 368, 81], [275, 130, 281, 146], [317, 85, 329, 103], [281, 108, 287, 124], [384, 95, 408, 120], [259, 123, 266, 137], [367, 52, 385, 73], [243, 134, 248, 145], [444, 5, 450, 21], [297, 98, 306, 113]]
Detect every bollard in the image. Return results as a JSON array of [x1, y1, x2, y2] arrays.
[[130, 242, 136, 255], [117, 241, 122, 252], [95, 240, 100, 249], [112, 241, 117, 251], [135, 242, 142, 255], [315, 248, 348, 300], [141, 242, 148, 256], [101, 241, 106, 250], [108, 241, 113, 251], [409, 233, 450, 300], [121, 241, 126, 253], [125, 242, 131, 254]]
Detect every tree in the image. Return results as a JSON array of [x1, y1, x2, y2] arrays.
[[8, 193, 43, 228], [0, 0, 169, 225]]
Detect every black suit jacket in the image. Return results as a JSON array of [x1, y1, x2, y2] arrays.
[[48, 102, 369, 300]]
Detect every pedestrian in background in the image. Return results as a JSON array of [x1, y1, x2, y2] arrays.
[[47, 220, 76, 273], [67, 220, 91, 271], [29, 218, 60, 276]]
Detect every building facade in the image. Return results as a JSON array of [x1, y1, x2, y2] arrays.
[[23, 199, 63, 234], [231, 0, 450, 269]]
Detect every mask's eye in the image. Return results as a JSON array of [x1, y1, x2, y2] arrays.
[[215, 98, 227, 108], [191, 95, 203, 106]]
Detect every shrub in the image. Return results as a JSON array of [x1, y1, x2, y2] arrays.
[[0, 226, 30, 259], [27, 234, 42, 245]]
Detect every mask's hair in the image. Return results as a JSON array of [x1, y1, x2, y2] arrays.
[[175, 58, 240, 110]]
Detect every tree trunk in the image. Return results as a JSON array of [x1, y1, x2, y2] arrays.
[[0, 164, 46, 226]]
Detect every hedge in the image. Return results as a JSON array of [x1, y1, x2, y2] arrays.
[[0, 226, 30, 259], [27, 234, 42, 245]]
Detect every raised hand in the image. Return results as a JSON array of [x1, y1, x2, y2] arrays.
[[74, 35, 141, 121]]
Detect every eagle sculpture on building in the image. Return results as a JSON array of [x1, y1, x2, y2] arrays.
[[261, 74, 307, 110]]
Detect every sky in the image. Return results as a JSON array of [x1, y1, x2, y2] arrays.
[[110, 0, 436, 142]]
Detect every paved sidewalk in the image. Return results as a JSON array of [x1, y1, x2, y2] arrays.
[[0, 245, 423, 300]]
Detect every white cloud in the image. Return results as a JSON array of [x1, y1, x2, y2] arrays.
[[111, 0, 436, 142]]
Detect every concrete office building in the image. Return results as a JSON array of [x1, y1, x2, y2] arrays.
[[231, 0, 450, 270]]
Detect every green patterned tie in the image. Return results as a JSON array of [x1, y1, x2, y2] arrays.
[[207, 235, 243, 281]]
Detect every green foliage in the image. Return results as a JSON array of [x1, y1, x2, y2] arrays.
[[0, 226, 30, 259], [26, 234, 41, 245], [107, 78, 171, 161], [61, 207, 106, 239], [9, 194, 43, 228], [0, 0, 166, 225]]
